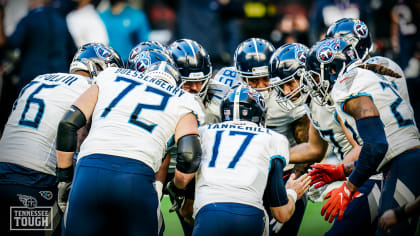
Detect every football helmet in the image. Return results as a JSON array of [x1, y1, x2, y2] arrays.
[[269, 43, 309, 111], [69, 43, 124, 79], [221, 85, 267, 127], [128, 41, 169, 67], [304, 38, 359, 105], [144, 61, 181, 86], [168, 39, 212, 100], [126, 49, 174, 73], [326, 18, 373, 61], [234, 38, 275, 91]]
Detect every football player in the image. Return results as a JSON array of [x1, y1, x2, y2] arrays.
[[305, 38, 420, 236], [270, 42, 384, 236], [0, 43, 123, 235], [325, 18, 410, 104], [55, 60, 206, 235], [165, 38, 230, 235], [172, 86, 311, 235], [234, 37, 311, 235]]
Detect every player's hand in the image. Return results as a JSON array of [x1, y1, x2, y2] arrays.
[[56, 166, 74, 213], [308, 163, 346, 188], [57, 181, 72, 213], [285, 173, 311, 200], [321, 182, 360, 223], [166, 180, 186, 213], [270, 218, 283, 233], [379, 209, 398, 233]]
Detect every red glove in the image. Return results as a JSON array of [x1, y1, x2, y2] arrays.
[[308, 163, 346, 188], [321, 182, 360, 223]]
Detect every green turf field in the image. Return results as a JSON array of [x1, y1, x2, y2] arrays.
[[161, 196, 332, 236]]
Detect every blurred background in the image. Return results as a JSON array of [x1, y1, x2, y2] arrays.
[[0, 0, 419, 135]]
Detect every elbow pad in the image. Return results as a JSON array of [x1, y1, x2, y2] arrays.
[[349, 116, 388, 187], [176, 134, 202, 173], [56, 106, 87, 152], [266, 158, 288, 207]]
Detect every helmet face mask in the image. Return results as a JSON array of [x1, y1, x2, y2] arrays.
[[269, 43, 309, 111], [304, 38, 358, 105], [221, 85, 267, 127], [70, 43, 124, 80], [271, 69, 308, 111], [169, 39, 212, 100]]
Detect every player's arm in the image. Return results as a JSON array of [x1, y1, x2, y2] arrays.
[[173, 113, 201, 188], [289, 122, 329, 164], [343, 96, 388, 191], [166, 113, 201, 212], [290, 114, 313, 176], [154, 152, 171, 201], [267, 158, 311, 222], [56, 85, 98, 168], [55, 85, 98, 212]]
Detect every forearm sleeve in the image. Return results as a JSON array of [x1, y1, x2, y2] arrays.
[[56, 106, 87, 152], [349, 116, 388, 187], [266, 158, 289, 207]]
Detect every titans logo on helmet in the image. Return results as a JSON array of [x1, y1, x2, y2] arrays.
[[354, 21, 368, 38], [136, 51, 151, 72], [316, 46, 334, 64], [295, 46, 308, 65], [95, 45, 113, 60]]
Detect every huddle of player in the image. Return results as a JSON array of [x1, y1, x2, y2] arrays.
[[0, 17, 418, 236]]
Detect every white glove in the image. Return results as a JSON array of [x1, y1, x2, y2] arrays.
[[270, 218, 284, 233], [154, 181, 163, 201], [57, 181, 72, 213]]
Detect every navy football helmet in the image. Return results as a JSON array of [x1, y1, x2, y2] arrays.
[[144, 61, 181, 86], [168, 39, 212, 100], [70, 43, 124, 79], [126, 49, 174, 73], [221, 85, 267, 127], [234, 38, 275, 90], [128, 41, 169, 65], [269, 43, 309, 111], [326, 18, 372, 61], [304, 38, 359, 105]]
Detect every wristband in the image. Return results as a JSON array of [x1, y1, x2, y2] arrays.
[[56, 166, 74, 182], [286, 189, 297, 203]]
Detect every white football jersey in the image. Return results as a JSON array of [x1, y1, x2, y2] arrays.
[[202, 79, 231, 124], [265, 94, 306, 147], [332, 68, 420, 171], [305, 99, 359, 161], [365, 56, 410, 104], [212, 66, 242, 88], [194, 121, 289, 216], [0, 73, 91, 175], [78, 67, 206, 172]]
